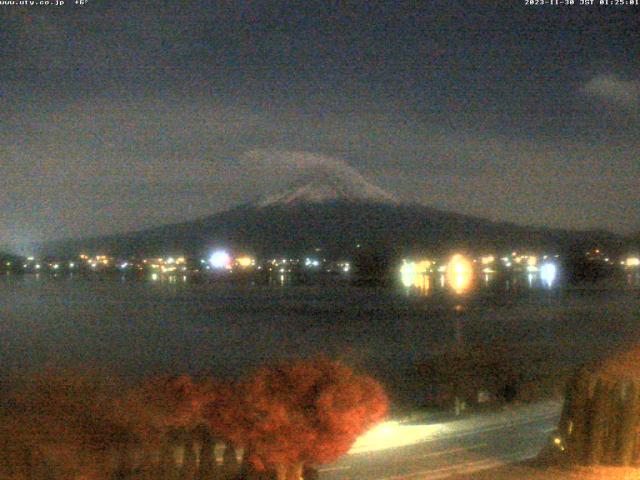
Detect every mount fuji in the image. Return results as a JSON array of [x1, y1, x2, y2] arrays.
[[41, 151, 627, 258]]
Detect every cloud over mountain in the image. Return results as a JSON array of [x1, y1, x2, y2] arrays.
[[240, 150, 398, 206], [581, 74, 640, 109]]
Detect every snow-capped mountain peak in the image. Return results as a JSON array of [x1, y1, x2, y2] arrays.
[[244, 150, 398, 207]]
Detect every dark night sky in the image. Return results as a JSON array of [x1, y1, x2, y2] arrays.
[[1, 1, 639, 251]]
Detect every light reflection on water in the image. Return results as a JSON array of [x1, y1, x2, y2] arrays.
[[0, 273, 639, 409]]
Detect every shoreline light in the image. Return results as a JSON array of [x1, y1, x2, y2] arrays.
[[540, 262, 557, 288], [400, 260, 431, 292], [626, 257, 640, 268], [236, 256, 255, 268], [446, 254, 473, 294], [209, 250, 231, 269]]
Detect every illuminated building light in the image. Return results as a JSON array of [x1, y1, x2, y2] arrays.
[[527, 256, 537, 267], [167, 257, 175, 264], [400, 260, 431, 292], [400, 262, 416, 288], [482, 267, 494, 274], [27, 256, 35, 261], [540, 263, 557, 288], [480, 255, 495, 265], [209, 250, 231, 269], [446, 254, 473, 294], [305, 258, 320, 268], [236, 256, 254, 268], [626, 257, 640, 268], [151, 273, 158, 281]]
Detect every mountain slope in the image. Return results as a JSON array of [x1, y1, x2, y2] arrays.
[[39, 150, 632, 258], [41, 201, 628, 258]]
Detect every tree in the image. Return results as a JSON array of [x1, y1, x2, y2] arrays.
[[121, 375, 215, 435], [204, 358, 388, 480]]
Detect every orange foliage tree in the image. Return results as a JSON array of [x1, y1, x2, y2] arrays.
[[119, 375, 215, 437], [205, 358, 388, 480]]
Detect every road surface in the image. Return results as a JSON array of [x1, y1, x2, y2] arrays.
[[319, 400, 562, 480]]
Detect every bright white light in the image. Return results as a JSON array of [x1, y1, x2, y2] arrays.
[[209, 250, 231, 269], [400, 262, 416, 288], [349, 421, 448, 454], [119, 262, 129, 270], [540, 262, 557, 288], [305, 258, 320, 268]]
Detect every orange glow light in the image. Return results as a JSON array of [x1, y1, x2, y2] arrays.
[[446, 254, 474, 294]]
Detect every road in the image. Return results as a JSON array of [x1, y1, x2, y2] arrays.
[[319, 400, 562, 480]]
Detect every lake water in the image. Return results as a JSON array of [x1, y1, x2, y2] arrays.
[[0, 274, 639, 407]]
